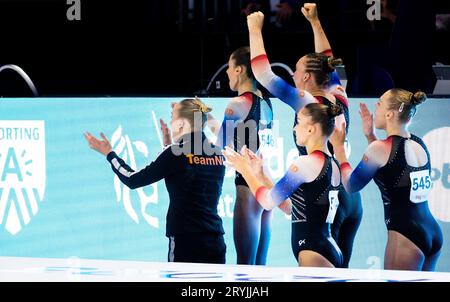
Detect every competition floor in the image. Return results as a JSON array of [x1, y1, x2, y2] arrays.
[[1, 256, 450, 282]]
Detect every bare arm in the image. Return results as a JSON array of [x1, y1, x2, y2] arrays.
[[301, 3, 331, 53], [247, 11, 267, 60], [248, 11, 316, 112], [302, 3, 349, 101]]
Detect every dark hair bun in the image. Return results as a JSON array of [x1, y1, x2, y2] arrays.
[[327, 103, 342, 118], [411, 91, 427, 105], [322, 56, 343, 73]]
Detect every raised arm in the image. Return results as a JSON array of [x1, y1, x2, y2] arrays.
[[247, 11, 316, 112], [302, 3, 331, 53], [302, 3, 347, 100], [247, 11, 267, 60], [251, 54, 316, 112]]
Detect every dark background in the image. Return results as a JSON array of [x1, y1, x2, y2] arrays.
[[0, 0, 449, 97]]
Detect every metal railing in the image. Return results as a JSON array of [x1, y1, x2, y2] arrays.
[[0, 64, 38, 97]]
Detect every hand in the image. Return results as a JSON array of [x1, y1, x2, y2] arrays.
[[247, 11, 265, 34], [160, 118, 172, 147], [223, 146, 252, 175], [301, 3, 319, 23], [329, 123, 346, 151], [84, 132, 112, 156], [276, 2, 293, 24], [359, 103, 376, 139], [240, 146, 264, 177]]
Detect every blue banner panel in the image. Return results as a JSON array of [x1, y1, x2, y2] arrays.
[[1, 97, 449, 271]]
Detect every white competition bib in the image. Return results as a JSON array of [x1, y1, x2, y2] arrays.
[[326, 190, 340, 223], [258, 128, 275, 150], [409, 170, 432, 203]]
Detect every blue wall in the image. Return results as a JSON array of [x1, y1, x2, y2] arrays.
[[1, 97, 449, 271]]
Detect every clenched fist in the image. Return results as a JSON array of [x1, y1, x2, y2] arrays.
[[247, 11, 265, 34]]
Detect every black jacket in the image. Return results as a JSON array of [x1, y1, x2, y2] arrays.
[[107, 131, 225, 237]]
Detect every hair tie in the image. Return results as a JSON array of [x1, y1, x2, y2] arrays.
[[327, 57, 333, 70], [409, 93, 416, 105], [199, 104, 208, 113], [192, 96, 206, 113]]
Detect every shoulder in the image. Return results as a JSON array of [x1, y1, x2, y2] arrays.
[[291, 152, 326, 171], [232, 93, 254, 105], [300, 89, 318, 104], [367, 139, 392, 154], [225, 95, 253, 117], [157, 144, 181, 161], [328, 84, 349, 106], [287, 152, 326, 182], [136, 144, 186, 174], [365, 138, 392, 166]]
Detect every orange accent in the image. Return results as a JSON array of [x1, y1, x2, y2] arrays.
[[363, 155, 369, 163], [225, 108, 234, 116], [300, 90, 305, 97], [186, 154, 224, 166]]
